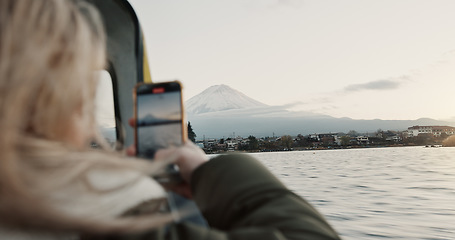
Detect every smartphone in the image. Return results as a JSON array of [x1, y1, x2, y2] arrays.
[[134, 81, 186, 160]]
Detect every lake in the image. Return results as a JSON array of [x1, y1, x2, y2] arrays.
[[249, 146, 455, 240]]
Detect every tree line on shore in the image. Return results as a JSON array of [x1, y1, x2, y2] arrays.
[[186, 122, 455, 153]]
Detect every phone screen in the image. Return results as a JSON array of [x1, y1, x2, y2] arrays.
[[135, 82, 184, 159]]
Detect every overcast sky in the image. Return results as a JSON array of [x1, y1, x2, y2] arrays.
[[125, 0, 455, 121]]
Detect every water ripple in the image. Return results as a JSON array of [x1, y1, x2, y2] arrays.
[[250, 146, 455, 240]]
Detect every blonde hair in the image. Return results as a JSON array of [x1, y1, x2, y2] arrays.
[[0, 0, 172, 234]]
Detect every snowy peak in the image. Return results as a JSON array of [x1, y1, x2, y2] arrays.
[[186, 85, 267, 114]]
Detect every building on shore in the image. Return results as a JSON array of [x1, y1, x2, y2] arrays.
[[406, 126, 455, 138]]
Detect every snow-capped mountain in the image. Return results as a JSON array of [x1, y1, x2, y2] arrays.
[[185, 85, 268, 115]]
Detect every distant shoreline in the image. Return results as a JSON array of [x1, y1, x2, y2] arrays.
[[202, 144, 449, 154]]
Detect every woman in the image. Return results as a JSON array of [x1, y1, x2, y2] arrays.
[[0, 0, 341, 239], [0, 0, 176, 236]]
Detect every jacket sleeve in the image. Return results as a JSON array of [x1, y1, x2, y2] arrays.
[[181, 153, 341, 240]]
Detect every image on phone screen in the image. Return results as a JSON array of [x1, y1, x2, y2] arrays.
[[136, 85, 183, 159]]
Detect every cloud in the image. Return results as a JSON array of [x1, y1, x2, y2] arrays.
[[344, 79, 401, 92], [276, 101, 307, 109], [190, 102, 323, 119], [432, 49, 455, 65], [442, 49, 455, 57]]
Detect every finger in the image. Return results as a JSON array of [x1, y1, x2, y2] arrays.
[[128, 117, 136, 127], [126, 144, 136, 156], [173, 185, 193, 199], [165, 183, 193, 199]]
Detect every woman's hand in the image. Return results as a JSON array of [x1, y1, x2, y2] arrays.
[[155, 142, 208, 184], [154, 142, 208, 198], [127, 118, 208, 198]]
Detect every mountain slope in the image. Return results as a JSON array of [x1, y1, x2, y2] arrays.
[[186, 85, 267, 114]]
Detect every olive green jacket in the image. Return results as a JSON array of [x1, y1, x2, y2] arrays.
[[88, 153, 341, 240]]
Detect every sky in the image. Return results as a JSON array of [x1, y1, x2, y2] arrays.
[[121, 0, 455, 121]]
